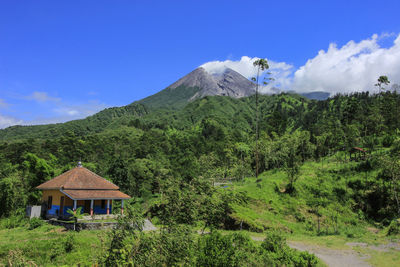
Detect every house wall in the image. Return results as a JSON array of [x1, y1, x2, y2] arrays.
[[42, 190, 74, 216], [93, 199, 113, 214], [41, 190, 114, 216]]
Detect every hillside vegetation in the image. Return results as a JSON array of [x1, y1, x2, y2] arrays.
[[1, 91, 400, 265]]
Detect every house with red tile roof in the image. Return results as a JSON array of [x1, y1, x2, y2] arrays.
[[36, 162, 130, 218]]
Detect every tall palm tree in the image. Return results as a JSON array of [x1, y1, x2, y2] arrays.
[[252, 59, 269, 179]]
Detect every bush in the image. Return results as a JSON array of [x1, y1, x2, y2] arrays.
[[64, 234, 76, 253], [261, 231, 286, 253], [103, 224, 195, 266], [196, 231, 237, 267], [343, 225, 365, 238], [49, 241, 64, 261], [382, 134, 394, 147], [387, 219, 400, 236], [260, 231, 319, 266], [28, 217, 44, 230], [0, 214, 27, 229]]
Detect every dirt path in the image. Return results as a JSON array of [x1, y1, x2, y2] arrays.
[[287, 241, 371, 267], [346, 241, 400, 252], [250, 236, 371, 267]]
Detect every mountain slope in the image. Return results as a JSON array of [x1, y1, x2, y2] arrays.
[[0, 65, 317, 141], [0, 103, 148, 141], [0, 67, 257, 140], [138, 85, 201, 109], [176, 67, 256, 100], [138, 67, 256, 108]]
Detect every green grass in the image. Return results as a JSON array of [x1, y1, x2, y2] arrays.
[[226, 154, 400, 266], [0, 224, 107, 266], [1, 154, 399, 266], [354, 246, 400, 267], [229, 156, 364, 234], [0, 220, 398, 266]]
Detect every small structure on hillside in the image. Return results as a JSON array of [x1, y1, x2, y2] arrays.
[[349, 147, 367, 161], [36, 162, 130, 218]]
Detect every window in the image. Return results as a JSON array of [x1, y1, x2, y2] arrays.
[[48, 196, 53, 210], [101, 200, 105, 209]]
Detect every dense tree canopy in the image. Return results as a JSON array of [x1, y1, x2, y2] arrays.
[[1, 91, 400, 224]]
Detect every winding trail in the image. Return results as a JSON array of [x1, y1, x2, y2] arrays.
[[250, 236, 372, 267], [287, 241, 371, 267]]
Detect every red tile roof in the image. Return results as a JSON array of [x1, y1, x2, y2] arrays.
[[37, 166, 119, 190], [62, 189, 130, 200], [37, 166, 131, 200]]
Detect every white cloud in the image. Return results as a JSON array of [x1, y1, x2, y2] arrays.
[[27, 101, 108, 125], [26, 91, 61, 103], [54, 108, 80, 116], [0, 99, 108, 128], [0, 114, 23, 129], [53, 100, 108, 118], [292, 34, 400, 94], [201, 56, 294, 93], [200, 33, 400, 95]]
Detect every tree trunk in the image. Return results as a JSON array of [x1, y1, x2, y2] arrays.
[[255, 67, 260, 179]]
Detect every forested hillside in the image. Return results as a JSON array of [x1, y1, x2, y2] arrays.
[[0, 103, 149, 141], [1, 91, 400, 219], [1, 91, 400, 265]]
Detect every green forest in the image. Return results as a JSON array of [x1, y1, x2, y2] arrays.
[[1, 89, 400, 266]]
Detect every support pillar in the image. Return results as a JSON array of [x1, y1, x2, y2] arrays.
[[106, 199, 110, 215], [73, 200, 77, 213], [90, 199, 94, 216], [121, 199, 124, 215]]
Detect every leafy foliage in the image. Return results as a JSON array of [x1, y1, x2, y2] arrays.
[[1, 90, 400, 265]]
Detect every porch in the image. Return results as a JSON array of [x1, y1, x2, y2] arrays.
[[43, 189, 126, 218]]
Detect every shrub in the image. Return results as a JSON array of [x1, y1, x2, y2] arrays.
[[260, 231, 319, 266], [28, 217, 44, 230], [64, 234, 76, 253], [49, 241, 64, 261], [261, 231, 286, 253], [196, 231, 239, 267], [387, 219, 400, 236], [1, 214, 27, 229], [382, 134, 394, 147]]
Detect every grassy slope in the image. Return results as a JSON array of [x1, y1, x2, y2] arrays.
[[230, 155, 368, 235], [227, 154, 400, 266]]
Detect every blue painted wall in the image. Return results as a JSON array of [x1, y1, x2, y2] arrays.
[[93, 205, 112, 214], [47, 204, 113, 216], [47, 205, 60, 215], [62, 206, 73, 215]]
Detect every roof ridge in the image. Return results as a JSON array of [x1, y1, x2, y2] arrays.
[[81, 167, 119, 189], [37, 165, 119, 190]]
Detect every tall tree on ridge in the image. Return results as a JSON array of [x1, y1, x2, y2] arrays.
[[375, 75, 390, 92], [252, 58, 272, 179]]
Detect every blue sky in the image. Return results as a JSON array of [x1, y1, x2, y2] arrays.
[[1, 0, 400, 128]]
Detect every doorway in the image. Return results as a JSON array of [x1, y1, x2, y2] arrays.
[[60, 196, 64, 215], [84, 200, 91, 214]]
